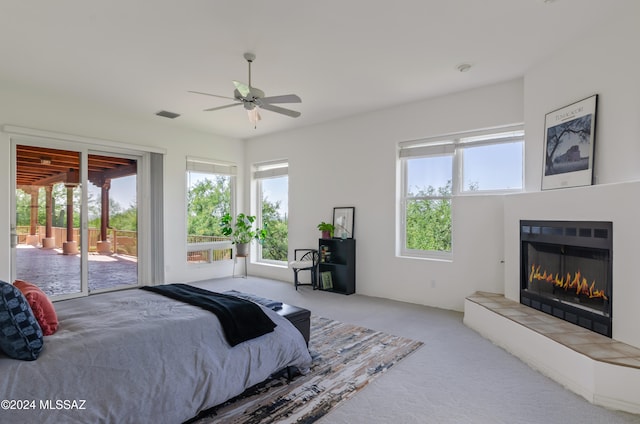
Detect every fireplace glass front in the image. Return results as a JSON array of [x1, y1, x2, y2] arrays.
[[520, 220, 612, 337]]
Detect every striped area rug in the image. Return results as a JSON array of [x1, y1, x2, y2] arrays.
[[195, 316, 423, 423]]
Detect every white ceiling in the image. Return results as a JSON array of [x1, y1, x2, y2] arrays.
[[0, 1, 633, 140]]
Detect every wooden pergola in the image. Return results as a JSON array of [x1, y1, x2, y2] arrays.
[[16, 145, 137, 254]]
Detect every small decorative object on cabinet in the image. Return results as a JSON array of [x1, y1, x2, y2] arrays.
[[318, 238, 355, 295], [317, 221, 335, 239], [333, 207, 354, 239]]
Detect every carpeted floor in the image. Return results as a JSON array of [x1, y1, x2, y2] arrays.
[[192, 315, 423, 424], [190, 277, 640, 424]]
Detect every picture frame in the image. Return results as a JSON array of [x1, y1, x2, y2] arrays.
[[333, 207, 355, 239], [321, 271, 333, 290], [542, 94, 598, 190]]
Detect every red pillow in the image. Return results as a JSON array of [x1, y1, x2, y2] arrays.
[[13, 280, 59, 336]]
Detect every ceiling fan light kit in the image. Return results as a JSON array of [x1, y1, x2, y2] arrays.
[[189, 52, 301, 128]]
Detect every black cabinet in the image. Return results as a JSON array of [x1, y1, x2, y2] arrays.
[[318, 238, 355, 295]]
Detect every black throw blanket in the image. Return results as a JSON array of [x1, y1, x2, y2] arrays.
[[140, 284, 276, 346]]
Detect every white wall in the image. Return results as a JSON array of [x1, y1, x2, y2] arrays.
[[246, 79, 523, 311], [503, 9, 640, 349], [0, 80, 244, 285]]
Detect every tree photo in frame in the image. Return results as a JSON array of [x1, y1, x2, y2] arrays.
[[542, 94, 598, 190], [333, 207, 354, 239]]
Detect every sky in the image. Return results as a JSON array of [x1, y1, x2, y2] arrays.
[[260, 176, 288, 217], [87, 174, 137, 209], [408, 142, 523, 193]]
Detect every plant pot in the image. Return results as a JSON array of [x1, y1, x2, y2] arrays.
[[321, 230, 331, 239], [236, 242, 250, 257]]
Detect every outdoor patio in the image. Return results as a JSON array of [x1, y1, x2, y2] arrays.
[[16, 245, 138, 296]]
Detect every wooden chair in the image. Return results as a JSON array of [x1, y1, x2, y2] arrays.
[[288, 249, 319, 290]]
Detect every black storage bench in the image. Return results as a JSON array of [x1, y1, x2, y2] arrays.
[[277, 303, 311, 346]]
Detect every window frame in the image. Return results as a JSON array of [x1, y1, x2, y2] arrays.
[[399, 126, 524, 259]]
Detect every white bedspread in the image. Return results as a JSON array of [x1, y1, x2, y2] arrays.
[[0, 288, 312, 424]]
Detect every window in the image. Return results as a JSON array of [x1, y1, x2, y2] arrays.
[[399, 127, 523, 257], [254, 161, 288, 264], [186, 158, 235, 263]]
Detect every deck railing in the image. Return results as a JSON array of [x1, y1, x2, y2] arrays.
[[17, 226, 231, 263], [186, 235, 232, 263], [18, 226, 138, 256]]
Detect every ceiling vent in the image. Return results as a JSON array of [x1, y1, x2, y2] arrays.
[[156, 110, 180, 119]]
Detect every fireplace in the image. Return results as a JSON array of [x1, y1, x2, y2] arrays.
[[520, 220, 612, 337]]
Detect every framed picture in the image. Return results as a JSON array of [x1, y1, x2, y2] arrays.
[[333, 207, 355, 239], [321, 271, 333, 290], [542, 94, 598, 190]]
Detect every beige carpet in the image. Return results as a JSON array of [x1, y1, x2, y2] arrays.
[[192, 315, 423, 424]]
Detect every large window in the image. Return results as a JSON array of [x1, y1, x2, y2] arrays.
[[254, 161, 288, 264], [399, 127, 523, 258], [186, 158, 235, 263]]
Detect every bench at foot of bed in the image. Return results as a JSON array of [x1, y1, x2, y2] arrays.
[[277, 303, 310, 346]]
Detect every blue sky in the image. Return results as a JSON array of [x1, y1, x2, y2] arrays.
[[88, 174, 137, 209], [408, 142, 523, 193]]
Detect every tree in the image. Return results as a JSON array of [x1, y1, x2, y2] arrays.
[[260, 198, 288, 261], [187, 176, 230, 236], [15, 183, 98, 229], [406, 181, 452, 252]]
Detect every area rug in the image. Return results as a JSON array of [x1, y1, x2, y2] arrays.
[[193, 315, 423, 424]]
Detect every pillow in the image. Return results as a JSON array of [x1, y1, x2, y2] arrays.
[[13, 280, 58, 336], [0, 280, 44, 360]]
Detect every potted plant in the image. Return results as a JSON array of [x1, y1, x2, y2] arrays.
[[317, 221, 335, 239], [221, 213, 266, 256]]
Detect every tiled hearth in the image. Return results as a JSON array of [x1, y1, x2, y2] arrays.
[[464, 291, 640, 414], [466, 292, 640, 368]]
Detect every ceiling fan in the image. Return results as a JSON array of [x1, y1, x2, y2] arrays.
[[189, 52, 301, 128]]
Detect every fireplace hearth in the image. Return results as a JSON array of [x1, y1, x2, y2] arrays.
[[520, 220, 612, 337]]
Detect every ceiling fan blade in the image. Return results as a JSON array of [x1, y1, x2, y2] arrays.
[[188, 90, 236, 101], [203, 103, 243, 112], [233, 81, 251, 98], [259, 94, 301, 104], [259, 103, 301, 118]]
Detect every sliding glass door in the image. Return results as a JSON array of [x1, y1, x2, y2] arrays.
[[86, 152, 139, 292], [12, 141, 141, 299]]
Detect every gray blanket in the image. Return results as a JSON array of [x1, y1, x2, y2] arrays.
[[0, 288, 311, 424]]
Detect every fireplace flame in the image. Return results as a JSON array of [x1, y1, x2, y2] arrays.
[[529, 265, 608, 300]]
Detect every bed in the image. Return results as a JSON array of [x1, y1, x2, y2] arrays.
[[0, 285, 312, 424]]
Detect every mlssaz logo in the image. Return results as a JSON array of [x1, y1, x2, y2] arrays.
[[39, 399, 87, 410]]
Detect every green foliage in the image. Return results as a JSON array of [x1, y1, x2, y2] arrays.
[[406, 181, 452, 252], [15, 183, 98, 229], [261, 199, 288, 261], [221, 213, 266, 244], [187, 176, 230, 236], [317, 221, 334, 237]]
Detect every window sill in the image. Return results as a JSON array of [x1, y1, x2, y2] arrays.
[[397, 253, 453, 263], [254, 260, 287, 269]]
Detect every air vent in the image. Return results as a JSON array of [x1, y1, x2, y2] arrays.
[[156, 110, 180, 119]]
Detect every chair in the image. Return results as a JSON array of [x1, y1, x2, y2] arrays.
[[289, 249, 319, 290]]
